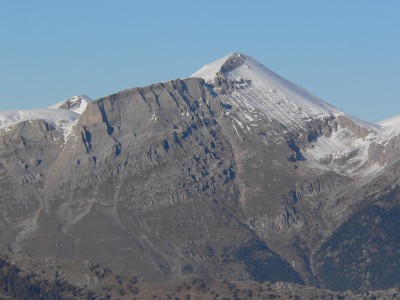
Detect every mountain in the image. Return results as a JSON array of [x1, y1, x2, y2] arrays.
[[1, 53, 400, 294]]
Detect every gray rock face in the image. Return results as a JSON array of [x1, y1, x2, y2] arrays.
[[0, 120, 63, 252], [1, 53, 400, 291], [17, 79, 259, 280]]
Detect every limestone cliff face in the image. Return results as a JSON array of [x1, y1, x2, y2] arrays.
[[20, 78, 251, 280], [0, 119, 64, 252]]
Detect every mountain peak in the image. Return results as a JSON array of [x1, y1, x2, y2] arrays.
[[219, 52, 246, 73], [191, 53, 342, 123], [48, 95, 93, 115], [190, 52, 248, 81]]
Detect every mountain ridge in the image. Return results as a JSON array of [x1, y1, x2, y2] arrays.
[[1, 54, 396, 131]]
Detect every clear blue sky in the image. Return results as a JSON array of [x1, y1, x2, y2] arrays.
[[1, 1, 399, 122]]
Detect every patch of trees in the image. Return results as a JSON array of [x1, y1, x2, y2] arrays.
[[0, 256, 95, 299], [316, 191, 400, 291], [236, 239, 304, 285]]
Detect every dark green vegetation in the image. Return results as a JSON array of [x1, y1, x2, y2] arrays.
[[316, 187, 400, 291], [0, 256, 95, 300], [236, 240, 305, 285]]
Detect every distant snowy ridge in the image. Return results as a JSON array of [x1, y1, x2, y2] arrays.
[[0, 95, 93, 135], [0, 109, 79, 131]]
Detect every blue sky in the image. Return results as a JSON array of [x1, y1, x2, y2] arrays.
[[1, 1, 399, 122]]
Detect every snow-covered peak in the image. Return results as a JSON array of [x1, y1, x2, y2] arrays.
[[48, 95, 93, 115], [190, 53, 241, 81], [192, 53, 343, 124]]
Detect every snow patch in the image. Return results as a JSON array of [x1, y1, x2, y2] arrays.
[[232, 122, 240, 138], [304, 125, 381, 177]]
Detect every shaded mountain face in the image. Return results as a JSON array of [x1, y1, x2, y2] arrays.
[[1, 53, 400, 291]]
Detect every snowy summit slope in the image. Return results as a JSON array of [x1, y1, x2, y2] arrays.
[[191, 53, 342, 126], [374, 114, 400, 143], [378, 115, 400, 128]]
